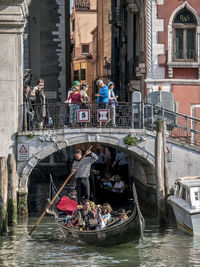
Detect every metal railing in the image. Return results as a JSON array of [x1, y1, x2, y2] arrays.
[[23, 102, 200, 146]]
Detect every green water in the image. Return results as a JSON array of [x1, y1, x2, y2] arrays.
[[0, 217, 200, 267]]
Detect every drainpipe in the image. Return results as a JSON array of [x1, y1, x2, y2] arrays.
[[65, 0, 71, 95]]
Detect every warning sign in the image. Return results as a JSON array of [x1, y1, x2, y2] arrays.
[[78, 109, 90, 122], [17, 144, 29, 161], [97, 109, 110, 122], [166, 144, 172, 162]]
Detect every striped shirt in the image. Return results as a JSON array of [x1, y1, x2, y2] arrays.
[[72, 152, 98, 179]]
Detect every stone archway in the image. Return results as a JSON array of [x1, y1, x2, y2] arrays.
[[18, 130, 155, 191]]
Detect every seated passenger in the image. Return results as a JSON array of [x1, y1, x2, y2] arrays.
[[101, 176, 113, 190], [78, 200, 97, 230], [71, 205, 83, 226], [96, 203, 112, 230], [112, 175, 124, 193]]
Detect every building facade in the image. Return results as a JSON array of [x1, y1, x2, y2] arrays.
[[146, 0, 200, 119], [26, 0, 71, 103], [71, 0, 97, 100], [96, 0, 112, 82], [111, 0, 145, 101], [111, 0, 200, 117]]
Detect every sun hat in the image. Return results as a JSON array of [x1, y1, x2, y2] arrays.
[[73, 80, 80, 86]]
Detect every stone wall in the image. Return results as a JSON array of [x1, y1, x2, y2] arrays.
[[0, 1, 30, 157]]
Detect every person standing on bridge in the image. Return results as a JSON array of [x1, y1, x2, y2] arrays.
[[65, 85, 82, 127], [95, 79, 109, 105], [71, 149, 98, 204], [95, 79, 109, 127], [108, 81, 118, 127], [34, 80, 47, 130]]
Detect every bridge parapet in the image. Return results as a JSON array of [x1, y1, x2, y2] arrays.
[[23, 102, 200, 147]]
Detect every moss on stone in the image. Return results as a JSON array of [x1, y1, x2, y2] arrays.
[[17, 193, 28, 218]]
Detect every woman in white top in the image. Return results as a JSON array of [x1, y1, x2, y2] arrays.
[[80, 83, 90, 103], [112, 175, 124, 193]]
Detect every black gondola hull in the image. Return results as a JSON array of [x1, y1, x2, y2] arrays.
[[57, 206, 140, 246]]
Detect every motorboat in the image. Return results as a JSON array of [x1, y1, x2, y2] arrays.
[[168, 176, 200, 235]]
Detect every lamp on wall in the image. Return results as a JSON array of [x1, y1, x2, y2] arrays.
[[126, 0, 139, 13]]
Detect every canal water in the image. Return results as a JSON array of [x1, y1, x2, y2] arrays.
[[1, 217, 200, 267]]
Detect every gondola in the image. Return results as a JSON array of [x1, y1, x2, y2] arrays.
[[47, 177, 145, 246]]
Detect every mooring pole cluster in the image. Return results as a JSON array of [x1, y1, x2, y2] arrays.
[[0, 154, 17, 234]]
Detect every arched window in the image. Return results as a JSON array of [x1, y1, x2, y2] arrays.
[[173, 8, 197, 61]]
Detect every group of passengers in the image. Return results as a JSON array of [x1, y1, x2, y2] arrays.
[[65, 199, 112, 231], [100, 174, 125, 193], [94, 148, 130, 193]]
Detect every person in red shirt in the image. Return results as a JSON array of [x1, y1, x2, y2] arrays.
[[65, 86, 82, 127]]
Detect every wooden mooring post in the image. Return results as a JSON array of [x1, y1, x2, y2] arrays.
[[155, 120, 169, 224], [0, 157, 8, 234], [7, 154, 17, 226]]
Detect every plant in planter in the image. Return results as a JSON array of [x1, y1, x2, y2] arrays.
[[124, 134, 138, 147]]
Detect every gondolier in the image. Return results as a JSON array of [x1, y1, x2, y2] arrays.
[[72, 149, 98, 204]]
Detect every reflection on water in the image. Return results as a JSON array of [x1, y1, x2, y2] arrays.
[[1, 217, 200, 267]]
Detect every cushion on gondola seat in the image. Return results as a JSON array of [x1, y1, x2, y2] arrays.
[[56, 196, 78, 214]]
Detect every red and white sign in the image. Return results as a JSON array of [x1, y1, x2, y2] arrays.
[[78, 109, 90, 122], [166, 144, 172, 162], [97, 109, 110, 122], [17, 144, 29, 161]]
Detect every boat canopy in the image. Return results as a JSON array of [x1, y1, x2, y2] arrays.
[[175, 178, 200, 209]]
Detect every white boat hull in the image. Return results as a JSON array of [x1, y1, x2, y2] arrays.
[[169, 197, 200, 235]]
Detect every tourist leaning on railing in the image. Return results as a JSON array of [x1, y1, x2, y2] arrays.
[[23, 84, 34, 131], [95, 79, 109, 105], [35, 83, 47, 130], [65, 85, 82, 127], [108, 81, 118, 127]]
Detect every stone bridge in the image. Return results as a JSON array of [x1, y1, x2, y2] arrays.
[[17, 128, 200, 193]]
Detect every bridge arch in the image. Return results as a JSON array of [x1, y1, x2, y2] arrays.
[[18, 130, 155, 191]]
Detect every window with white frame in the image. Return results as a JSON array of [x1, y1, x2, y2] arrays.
[[173, 8, 197, 61]]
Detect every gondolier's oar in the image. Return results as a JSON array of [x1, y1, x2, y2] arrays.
[[29, 145, 93, 236]]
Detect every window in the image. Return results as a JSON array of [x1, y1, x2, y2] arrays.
[[181, 187, 186, 201], [81, 69, 86, 80], [82, 44, 89, 54], [194, 191, 199, 201], [72, 19, 75, 32], [74, 70, 79, 81], [173, 8, 197, 61]]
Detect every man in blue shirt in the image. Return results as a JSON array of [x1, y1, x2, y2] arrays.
[[95, 79, 109, 103]]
